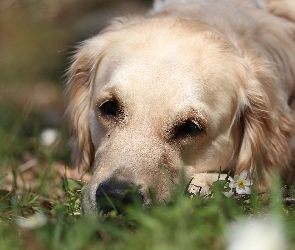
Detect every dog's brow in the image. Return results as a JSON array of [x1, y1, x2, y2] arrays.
[[170, 108, 208, 131], [94, 88, 120, 106], [185, 108, 207, 126]]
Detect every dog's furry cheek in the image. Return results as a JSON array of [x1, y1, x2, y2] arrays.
[[89, 110, 102, 148]]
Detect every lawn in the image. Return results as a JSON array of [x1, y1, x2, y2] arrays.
[[1, 1, 295, 249]]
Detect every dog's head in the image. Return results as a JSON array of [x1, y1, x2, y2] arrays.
[[66, 16, 294, 214]]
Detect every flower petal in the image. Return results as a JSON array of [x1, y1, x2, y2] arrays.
[[244, 186, 251, 194], [229, 182, 236, 189], [234, 175, 240, 181], [239, 170, 248, 180], [223, 190, 234, 197], [245, 179, 253, 186], [236, 186, 247, 194]]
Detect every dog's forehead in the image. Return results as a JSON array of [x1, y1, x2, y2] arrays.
[[91, 20, 247, 129], [95, 58, 205, 119], [95, 36, 243, 107]]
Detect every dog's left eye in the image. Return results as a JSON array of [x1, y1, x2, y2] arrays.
[[100, 100, 119, 117], [174, 120, 202, 138]]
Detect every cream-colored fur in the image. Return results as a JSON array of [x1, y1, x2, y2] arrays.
[[66, 0, 295, 214]]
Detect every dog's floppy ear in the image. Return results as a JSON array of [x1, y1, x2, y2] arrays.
[[236, 54, 295, 186], [66, 37, 107, 173], [66, 17, 143, 174]]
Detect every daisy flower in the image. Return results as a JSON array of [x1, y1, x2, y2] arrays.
[[229, 170, 253, 195], [40, 128, 60, 147], [227, 217, 287, 250], [16, 211, 47, 229]]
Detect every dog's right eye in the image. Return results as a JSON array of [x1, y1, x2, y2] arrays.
[[100, 100, 119, 118]]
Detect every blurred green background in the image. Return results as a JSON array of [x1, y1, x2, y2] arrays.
[[0, 0, 152, 164]]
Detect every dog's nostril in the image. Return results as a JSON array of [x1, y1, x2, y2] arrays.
[[95, 179, 144, 215]]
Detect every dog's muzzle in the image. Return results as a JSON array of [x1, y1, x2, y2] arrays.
[[95, 179, 145, 214]]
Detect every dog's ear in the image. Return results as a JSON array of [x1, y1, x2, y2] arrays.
[[66, 17, 143, 174], [236, 54, 294, 186], [66, 37, 106, 174]]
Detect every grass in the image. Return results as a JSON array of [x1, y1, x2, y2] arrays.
[[2, 1, 295, 249], [1, 167, 295, 250]]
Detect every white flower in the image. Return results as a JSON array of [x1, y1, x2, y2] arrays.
[[227, 217, 287, 250], [16, 211, 47, 229], [40, 128, 60, 147], [222, 189, 234, 197], [222, 179, 235, 197], [229, 170, 253, 194]]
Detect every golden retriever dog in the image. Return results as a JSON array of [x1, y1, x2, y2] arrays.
[[66, 0, 295, 214]]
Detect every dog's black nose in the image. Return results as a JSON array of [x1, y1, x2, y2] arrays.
[[96, 179, 144, 214]]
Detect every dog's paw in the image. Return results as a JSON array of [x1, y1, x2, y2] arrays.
[[188, 173, 231, 196]]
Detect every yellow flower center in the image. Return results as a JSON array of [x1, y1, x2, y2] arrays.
[[238, 179, 246, 188]]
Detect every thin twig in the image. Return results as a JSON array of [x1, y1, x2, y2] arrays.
[[18, 158, 37, 172], [0, 188, 15, 203]]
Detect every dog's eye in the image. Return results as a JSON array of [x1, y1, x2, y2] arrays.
[[100, 100, 119, 117], [175, 120, 202, 138]]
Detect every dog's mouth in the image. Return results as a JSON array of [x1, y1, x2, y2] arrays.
[[95, 179, 146, 215]]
